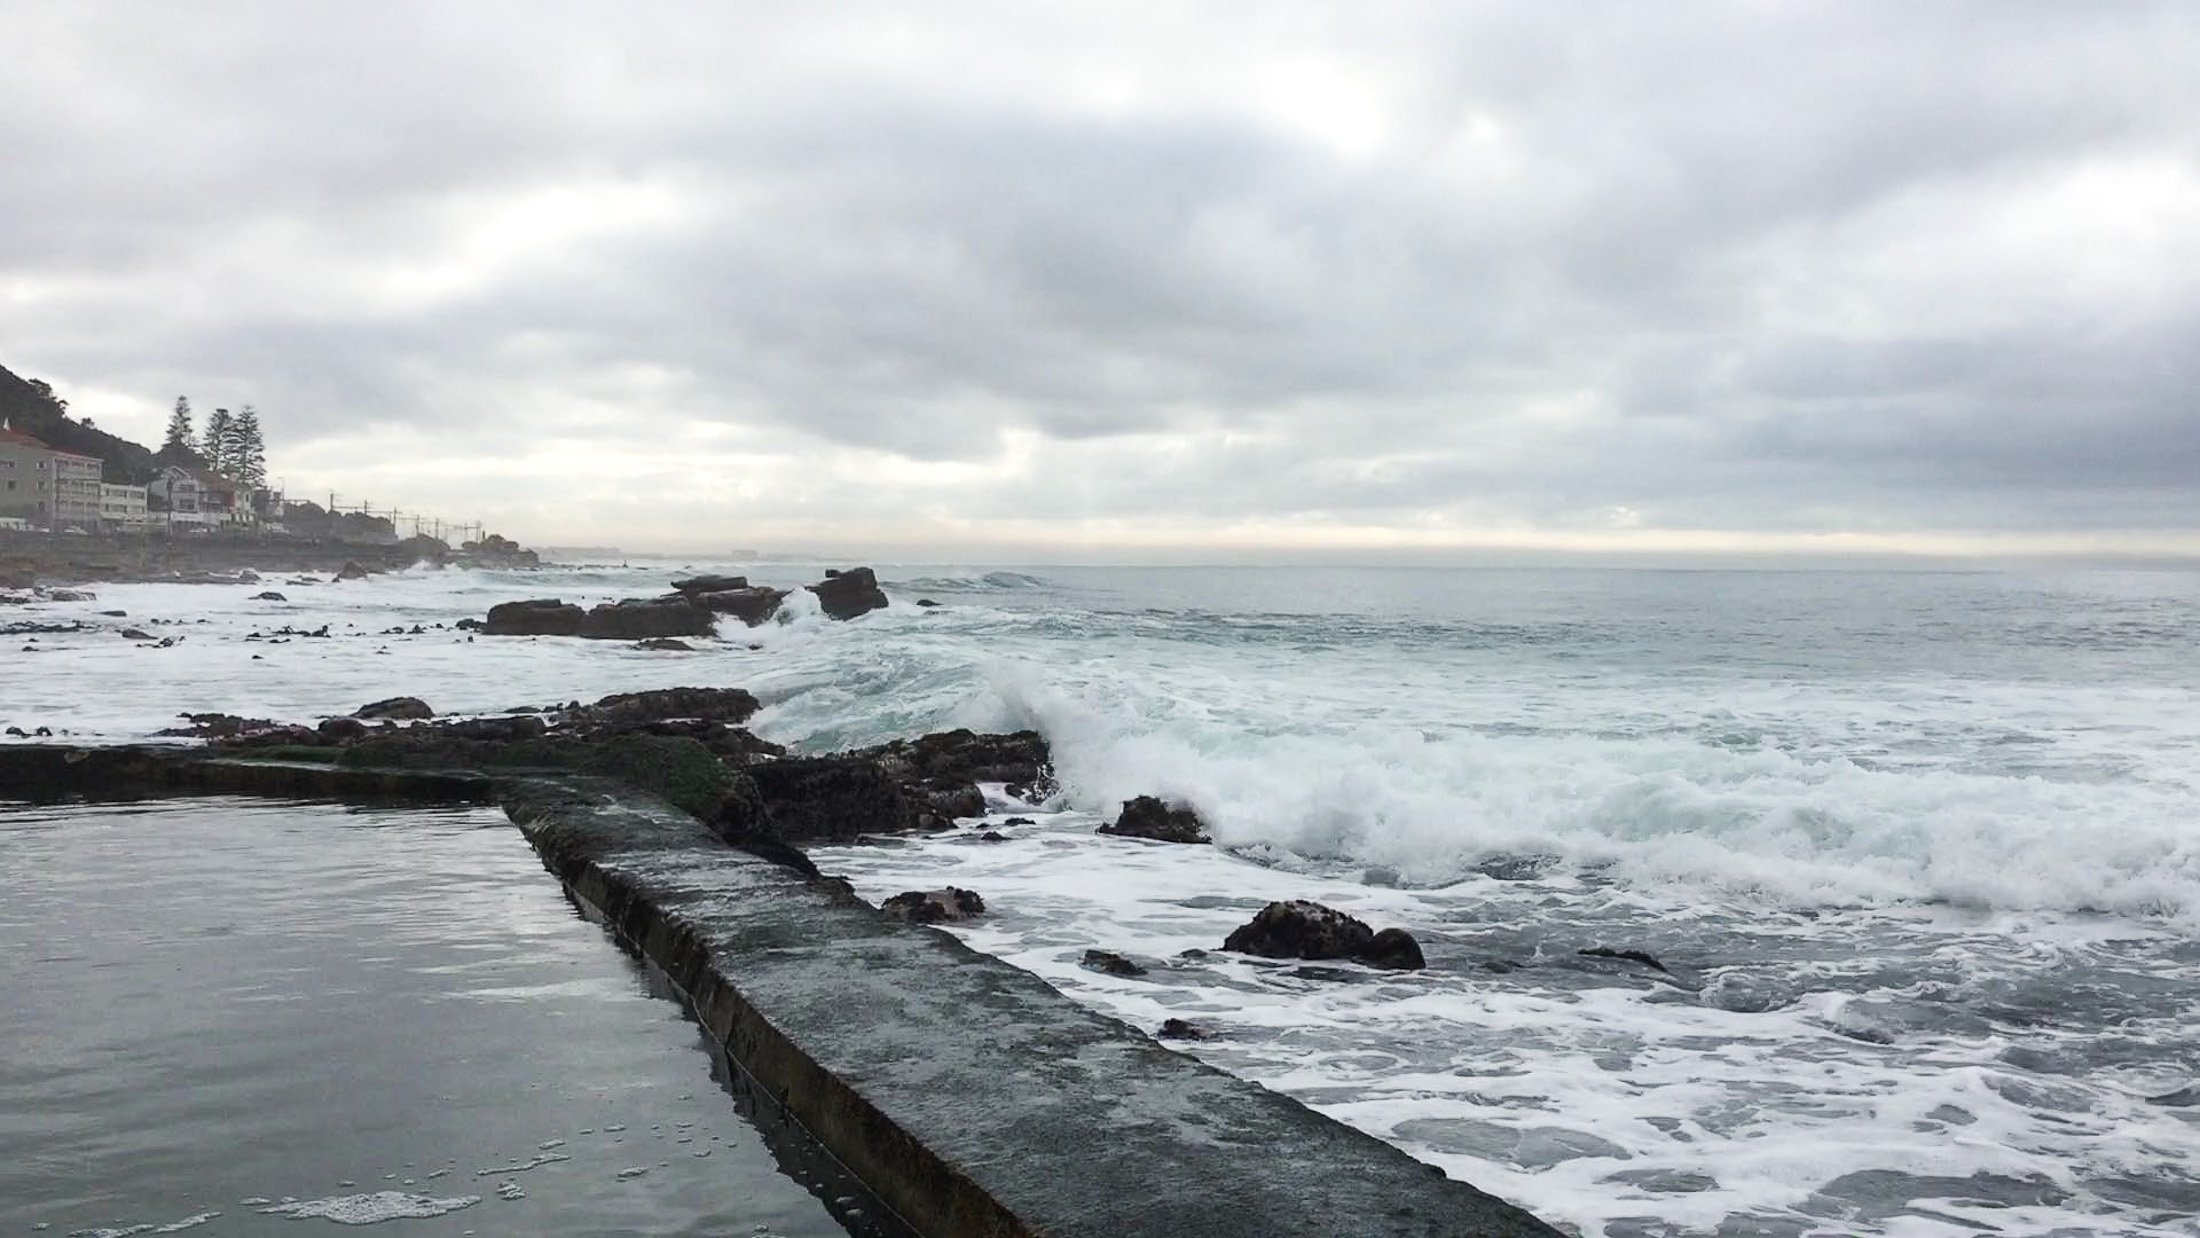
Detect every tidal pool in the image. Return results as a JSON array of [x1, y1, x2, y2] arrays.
[[0, 797, 898, 1237]]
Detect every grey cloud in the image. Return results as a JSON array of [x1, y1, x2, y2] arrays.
[[3, 1, 2197, 547]]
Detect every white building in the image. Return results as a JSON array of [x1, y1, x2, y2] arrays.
[[99, 482, 154, 531]]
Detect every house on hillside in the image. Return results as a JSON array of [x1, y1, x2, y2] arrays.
[[0, 418, 101, 529], [148, 465, 211, 530], [0, 421, 54, 525]]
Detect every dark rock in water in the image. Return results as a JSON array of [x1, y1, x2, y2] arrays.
[[882, 887, 985, 923], [157, 712, 289, 740], [584, 686, 761, 725], [98, 609, 125, 617], [850, 728, 1050, 828], [1000, 816, 1034, 827], [633, 637, 694, 651], [253, 591, 287, 601], [1475, 853, 1562, 882], [1082, 949, 1147, 977], [354, 696, 434, 721], [118, 627, 154, 641], [1577, 946, 1670, 975], [915, 598, 941, 608], [484, 598, 585, 636], [334, 561, 371, 581], [47, 588, 93, 602], [1156, 1018, 1210, 1041], [578, 595, 713, 640], [807, 566, 888, 620], [708, 774, 822, 876], [747, 754, 917, 843], [454, 617, 484, 631], [1222, 900, 1425, 971], [671, 573, 748, 594], [976, 830, 1007, 842], [1362, 927, 1427, 970], [863, 728, 1049, 787], [1099, 795, 1209, 844], [317, 717, 369, 741]]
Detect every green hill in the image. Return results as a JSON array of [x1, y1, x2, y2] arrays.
[[0, 364, 169, 484]]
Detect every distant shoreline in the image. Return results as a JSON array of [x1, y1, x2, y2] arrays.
[[0, 529, 527, 586]]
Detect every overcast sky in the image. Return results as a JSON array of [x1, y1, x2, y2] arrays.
[[3, 3, 2196, 558]]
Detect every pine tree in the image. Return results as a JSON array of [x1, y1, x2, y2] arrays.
[[232, 405, 268, 490], [204, 407, 235, 475], [164, 397, 195, 454]]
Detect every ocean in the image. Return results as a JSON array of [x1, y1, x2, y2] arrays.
[[7, 561, 2199, 1236]]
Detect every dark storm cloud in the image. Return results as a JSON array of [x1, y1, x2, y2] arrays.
[[2, 1, 2196, 548]]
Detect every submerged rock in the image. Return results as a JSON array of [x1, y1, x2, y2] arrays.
[[806, 566, 888, 620], [633, 637, 694, 651], [253, 591, 288, 601], [1222, 900, 1425, 971], [1577, 946, 1670, 975], [1082, 949, 1148, 977], [882, 887, 985, 923], [1098, 795, 1209, 844], [334, 561, 372, 581]]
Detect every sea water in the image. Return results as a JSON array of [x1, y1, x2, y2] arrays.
[[5, 561, 2198, 1235], [0, 798, 883, 1237]]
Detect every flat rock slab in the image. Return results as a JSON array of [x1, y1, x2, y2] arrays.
[[505, 784, 1561, 1238]]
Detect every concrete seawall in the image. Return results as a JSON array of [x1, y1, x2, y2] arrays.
[[0, 747, 1562, 1238]]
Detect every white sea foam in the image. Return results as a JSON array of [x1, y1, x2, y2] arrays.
[[66, 1213, 220, 1238], [256, 1192, 480, 1223]]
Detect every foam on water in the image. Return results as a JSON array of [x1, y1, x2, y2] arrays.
[[256, 1191, 481, 1223]]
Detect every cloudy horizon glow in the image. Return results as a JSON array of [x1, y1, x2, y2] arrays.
[[4, 2, 2197, 560]]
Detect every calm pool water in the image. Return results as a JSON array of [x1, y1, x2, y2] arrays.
[[0, 797, 891, 1237]]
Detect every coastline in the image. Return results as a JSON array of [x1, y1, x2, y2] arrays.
[[0, 528, 529, 587], [0, 744, 1562, 1237]]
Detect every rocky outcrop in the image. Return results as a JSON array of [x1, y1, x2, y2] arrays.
[[334, 561, 372, 581], [353, 696, 434, 721], [671, 573, 749, 595], [853, 728, 1050, 828], [743, 754, 918, 843], [1099, 795, 1210, 844], [252, 591, 287, 601], [577, 595, 714, 640], [807, 566, 889, 620], [882, 887, 985, 923], [583, 686, 761, 725], [1222, 900, 1425, 971], [459, 533, 539, 568], [484, 598, 585, 635], [481, 595, 715, 639], [634, 637, 693, 651]]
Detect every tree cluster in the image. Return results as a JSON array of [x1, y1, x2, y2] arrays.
[[163, 397, 268, 489]]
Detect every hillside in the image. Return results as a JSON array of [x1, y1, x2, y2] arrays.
[[0, 364, 167, 483]]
